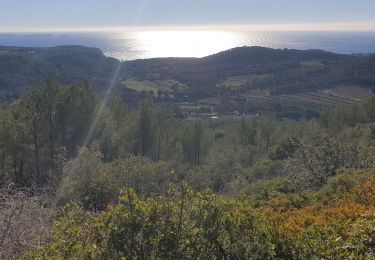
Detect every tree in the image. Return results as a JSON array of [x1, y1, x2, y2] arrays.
[[3, 105, 28, 185], [55, 82, 99, 156], [193, 121, 204, 166], [154, 108, 171, 161], [42, 78, 60, 160], [258, 115, 276, 152], [179, 121, 208, 166], [0, 106, 12, 177], [237, 118, 257, 146], [108, 95, 128, 131], [136, 101, 154, 156], [21, 86, 47, 186], [270, 137, 301, 160]]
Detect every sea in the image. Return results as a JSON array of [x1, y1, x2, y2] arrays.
[[1, 30, 375, 61]]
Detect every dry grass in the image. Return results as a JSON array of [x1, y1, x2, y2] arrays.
[[0, 183, 55, 259]]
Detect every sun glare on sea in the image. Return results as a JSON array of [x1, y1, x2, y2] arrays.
[[127, 30, 241, 58]]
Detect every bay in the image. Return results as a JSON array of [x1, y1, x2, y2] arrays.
[[1, 30, 375, 61]]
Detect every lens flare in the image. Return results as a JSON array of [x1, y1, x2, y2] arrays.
[[83, 61, 122, 147]]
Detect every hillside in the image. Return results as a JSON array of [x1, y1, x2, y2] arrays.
[[1, 45, 375, 117], [124, 47, 374, 95], [0, 45, 119, 98], [2, 79, 375, 259]]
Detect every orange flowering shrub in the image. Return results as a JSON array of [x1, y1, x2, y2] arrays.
[[264, 174, 375, 236]]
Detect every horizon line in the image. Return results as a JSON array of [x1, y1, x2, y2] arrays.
[[1, 21, 375, 33]]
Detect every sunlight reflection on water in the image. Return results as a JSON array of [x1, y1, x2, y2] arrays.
[[1, 30, 375, 60], [104, 30, 277, 60], [90, 30, 375, 60]]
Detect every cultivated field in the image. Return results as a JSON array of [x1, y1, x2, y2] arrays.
[[245, 86, 374, 107], [122, 79, 187, 94], [217, 74, 271, 88]]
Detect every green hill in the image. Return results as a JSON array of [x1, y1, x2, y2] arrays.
[[1, 45, 375, 110]]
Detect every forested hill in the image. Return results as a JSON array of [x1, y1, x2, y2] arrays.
[[124, 47, 375, 94], [1, 45, 375, 100], [0, 45, 119, 98]]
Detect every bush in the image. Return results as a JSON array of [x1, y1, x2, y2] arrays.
[[57, 144, 176, 210], [27, 188, 275, 259]]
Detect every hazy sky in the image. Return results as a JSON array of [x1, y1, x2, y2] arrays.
[[1, 0, 375, 31]]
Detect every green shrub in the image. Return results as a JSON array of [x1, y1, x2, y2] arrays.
[[27, 188, 275, 259]]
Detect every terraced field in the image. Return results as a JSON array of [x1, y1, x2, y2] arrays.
[[217, 62, 324, 89], [177, 102, 214, 115], [245, 86, 374, 107], [328, 86, 374, 100], [122, 79, 187, 94], [217, 74, 271, 88], [300, 60, 325, 68]]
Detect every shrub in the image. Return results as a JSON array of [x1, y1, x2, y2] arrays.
[[57, 145, 176, 210], [27, 188, 275, 259]]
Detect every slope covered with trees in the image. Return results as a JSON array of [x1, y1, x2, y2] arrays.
[[1, 46, 375, 103], [1, 80, 375, 258]]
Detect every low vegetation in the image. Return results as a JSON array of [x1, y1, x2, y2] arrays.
[[1, 78, 375, 258]]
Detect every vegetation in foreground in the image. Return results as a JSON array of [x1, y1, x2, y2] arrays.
[[1, 80, 375, 259]]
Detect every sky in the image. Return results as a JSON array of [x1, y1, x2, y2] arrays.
[[1, 0, 375, 31]]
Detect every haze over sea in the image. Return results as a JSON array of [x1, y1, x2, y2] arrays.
[[1, 30, 375, 61]]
